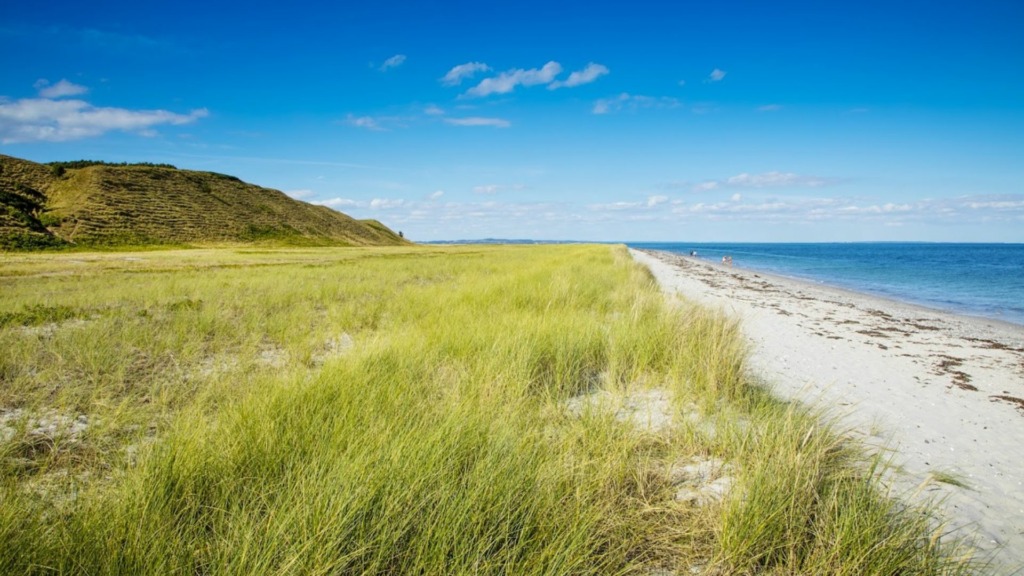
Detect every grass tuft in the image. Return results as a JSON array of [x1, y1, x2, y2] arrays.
[[0, 303, 85, 327], [929, 470, 972, 489]]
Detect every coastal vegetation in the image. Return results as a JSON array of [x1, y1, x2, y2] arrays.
[[0, 244, 975, 573], [0, 154, 407, 250]]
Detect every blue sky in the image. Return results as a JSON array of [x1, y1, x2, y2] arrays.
[[2, 0, 1022, 242]]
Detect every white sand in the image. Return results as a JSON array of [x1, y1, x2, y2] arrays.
[[631, 249, 1024, 572]]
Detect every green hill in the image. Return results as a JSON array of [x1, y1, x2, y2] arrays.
[[0, 154, 408, 250]]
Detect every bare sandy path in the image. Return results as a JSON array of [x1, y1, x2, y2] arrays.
[[631, 248, 1024, 573]]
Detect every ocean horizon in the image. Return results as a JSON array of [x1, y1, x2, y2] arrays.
[[628, 242, 1024, 327]]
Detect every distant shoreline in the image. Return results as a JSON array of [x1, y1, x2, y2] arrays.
[[628, 242, 1024, 328], [692, 252, 1024, 331]]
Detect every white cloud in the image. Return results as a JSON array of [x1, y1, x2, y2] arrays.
[[342, 114, 411, 131], [836, 203, 914, 214], [428, 190, 444, 200], [441, 62, 491, 86], [345, 114, 385, 131], [656, 193, 1024, 225], [549, 63, 609, 89], [424, 104, 445, 115], [314, 197, 360, 208], [592, 93, 681, 115], [472, 183, 524, 194], [369, 198, 406, 209], [314, 191, 1024, 240], [691, 171, 832, 192], [285, 189, 316, 200], [966, 199, 1024, 210], [708, 68, 727, 82], [727, 172, 828, 188], [758, 104, 782, 112], [379, 54, 406, 71], [465, 61, 562, 97], [668, 197, 845, 221], [35, 79, 88, 98], [230, 190, 582, 237], [444, 116, 510, 128], [692, 181, 720, 192], [0, 95, 207, 144], [647, 195, 668, 207], [588, 201, 643, 211], [592, 94, 627, 115], [313, 197, 406, 210]]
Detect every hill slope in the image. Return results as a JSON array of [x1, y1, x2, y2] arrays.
[[0, 155, 408, 249]]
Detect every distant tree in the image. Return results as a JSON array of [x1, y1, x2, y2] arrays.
[[399, 231, 404, 238], [50, 165, 65, 178]]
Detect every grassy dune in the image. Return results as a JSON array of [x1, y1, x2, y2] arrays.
[[0, 154, 408, 249], [0, 245, 974, 574]]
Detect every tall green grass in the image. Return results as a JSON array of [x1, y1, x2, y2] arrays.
[[0, 245, 975, 573]]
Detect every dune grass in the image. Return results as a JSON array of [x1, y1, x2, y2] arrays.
[[0, 244, 976, 574]]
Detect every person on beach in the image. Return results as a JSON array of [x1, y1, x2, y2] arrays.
[[722, 255, 733, 266]]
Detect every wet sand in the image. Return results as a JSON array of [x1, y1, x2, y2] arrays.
[[632, 248, 1024, 572]]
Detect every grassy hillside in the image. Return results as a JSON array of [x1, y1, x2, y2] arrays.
[[0, 155, 64, 249], [0, 245, 976, 574], [0, 154, 408, 249]]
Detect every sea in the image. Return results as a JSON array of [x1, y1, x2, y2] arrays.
[[628, 242, 1024, 327]]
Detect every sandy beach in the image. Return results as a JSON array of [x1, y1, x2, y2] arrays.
[[632, 249, 1024, 572]]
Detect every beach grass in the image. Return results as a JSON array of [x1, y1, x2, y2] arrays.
[[929, 470, 972, 490], [0, 244, 975, 573]]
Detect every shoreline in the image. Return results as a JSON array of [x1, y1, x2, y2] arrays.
[[632, 248, 1024, 571], [629, 242, 1024, 329], [701, 254, 1024, 334], [688, 253, 1024, 330]]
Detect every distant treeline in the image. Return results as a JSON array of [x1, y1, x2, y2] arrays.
[[47, 160, 178, 171]]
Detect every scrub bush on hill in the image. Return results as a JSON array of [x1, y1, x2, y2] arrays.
[[46, 160, 178, 170]]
